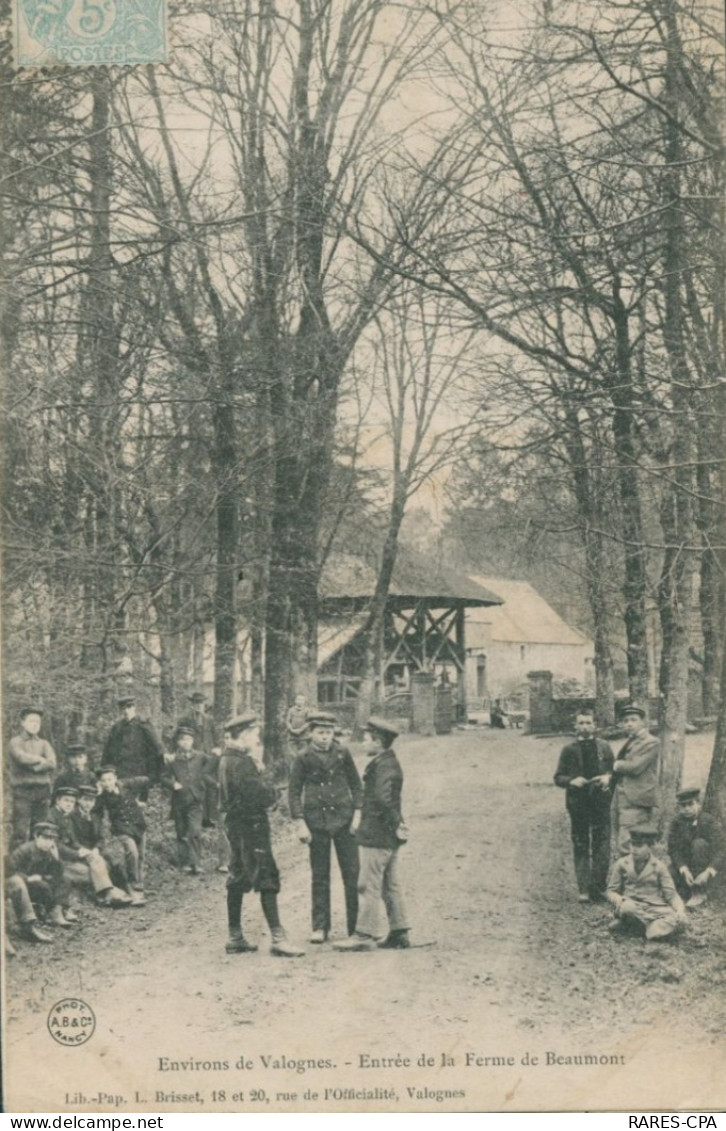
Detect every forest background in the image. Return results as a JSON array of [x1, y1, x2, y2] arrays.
[[2, 0, 725, 829]]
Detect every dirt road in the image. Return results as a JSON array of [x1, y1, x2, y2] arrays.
[[4, 728, 725, 1112]]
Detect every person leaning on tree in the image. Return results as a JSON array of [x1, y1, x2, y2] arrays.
[[667, 787, 722, 909], [289, 710, 362, 943], [8, 707, 57, 849], [611, 703, 660, 856], [219, 713, 304, 958], [554, 710, 614, 903], [334, 716, 410, 952]]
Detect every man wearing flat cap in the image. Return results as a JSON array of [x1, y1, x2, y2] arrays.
[[334, 717, 410, 952], [102, 695, 165, 802], [54, 742, 96, 793], [606, 825, 687, 941], [219, 713, 303, 957], [667, 788, 722, 908], [289, 710, 362, 942], [611, 704, 660, 856], [8, 707, 57, 849]]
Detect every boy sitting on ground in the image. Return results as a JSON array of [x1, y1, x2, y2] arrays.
[[607, 826, 687, 942], [48, 786, 131, 908], [72, 785, 146, 906], [6, 822, 73, 942], [93, 766, 148, 902], [667, 787, 721, 909]]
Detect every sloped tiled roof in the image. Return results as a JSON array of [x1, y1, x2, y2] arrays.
[[467, 575, 591, 646]]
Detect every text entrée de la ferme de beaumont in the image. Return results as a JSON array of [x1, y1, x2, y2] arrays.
[[100, 1049, 629, 1107]]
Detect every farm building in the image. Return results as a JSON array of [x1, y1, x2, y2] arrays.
[[464, 576, 594, 706]]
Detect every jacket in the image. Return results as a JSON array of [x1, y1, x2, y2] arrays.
[[103, 717, 164, 784], [607, 851, 679, 912], [219, 748, 277, 822], [46, 808, 86, 863], [7, 841, 64, 891], [667, 812, 721, 874], [93, 786, 146, 842], [613, 730, 659, 808], [357, 748, 404, 850], [7, 733, 57, 789], [289, 741, 363, 832], [161, 750, 214, 809], [554, 737, 614, 812]]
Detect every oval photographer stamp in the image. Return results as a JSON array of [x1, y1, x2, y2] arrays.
[[48, 998, 96, 1047]]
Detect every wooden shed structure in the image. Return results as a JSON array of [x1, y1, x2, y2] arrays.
[[317, 550, 502, 721]]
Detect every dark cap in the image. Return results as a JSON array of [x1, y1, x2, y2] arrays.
[[223, 712, 258, 735], [78, 785, 98, 798], [366, 716, 400, 738], [65, 742, 86, 757], [629, 825, 659, 845], [20, 706, 44, 720], [117, 695, 135, 708], [677, 787, 701, 803], [622, 703, 646, 719], [174, 725, 195, 739], [53, 786, 78, 799], [96, 764, 118, 777], [188, 691, 207, 704], [33, 821, 58, 838], [307, 711, 337, 729]]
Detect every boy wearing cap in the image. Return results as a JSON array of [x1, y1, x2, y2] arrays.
[[289, 710, 362, 942], [162, 725, 214, 874], [8, 708, 57, 849], [554, 711, 614, 902], [72, 785, 144, 904], [334, 717, 410, 952], [286, 694, 310, 758], [103, 696, 165, 801], [611, 705, 660, 855], [179, 692, 221, 829], [667, 788, 721, 908], [220, 714, 304, 957], [49, 786, 129, 908], [6, 822, 70, 941], [54, 743, 96, 793], [94, 766, 148, 898], [606, 827, 687, 941]]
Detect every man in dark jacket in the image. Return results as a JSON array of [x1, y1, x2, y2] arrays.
[[94, 766, 147, 899], [162, 725, 214, 874], [554, 710, 615, 902], [220, 713, 303, 957], [289, 710, 362, 942], [667, 787, 722, 908], [103, 696, 164, 801], [334, 717, 409, 952]]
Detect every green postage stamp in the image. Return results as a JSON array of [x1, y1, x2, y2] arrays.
[[13, 0, 168, 67]]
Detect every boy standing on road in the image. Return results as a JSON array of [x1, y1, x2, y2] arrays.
[[554, 711, 614, 902], [220, 713, 304, 958], [289, 710, 362, 943], [607, 826, 687, 941], [162, 725, 212, 874], [334, 717, 410, 952]]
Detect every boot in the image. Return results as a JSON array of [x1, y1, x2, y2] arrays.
[[377, 929, 410, 949], [5, 935, 17, 957], [129, 891, 147, 907], [63, 907, 80, 923], [333, 932, 376, 952], [270, 930, 305, 957], [49, 907, 73, 929], [309, 929, 327, 944], [22, 920, 54, 943], [225, 931, 258, 954]]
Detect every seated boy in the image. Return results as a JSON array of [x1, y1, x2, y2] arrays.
[[667, 787, 721, 908], [607, 826, 687, 941], [93, 766, 147, 900], [6, 822, 72, 941], [48, 786, 131, 907], [72, 785, 146, 906]]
